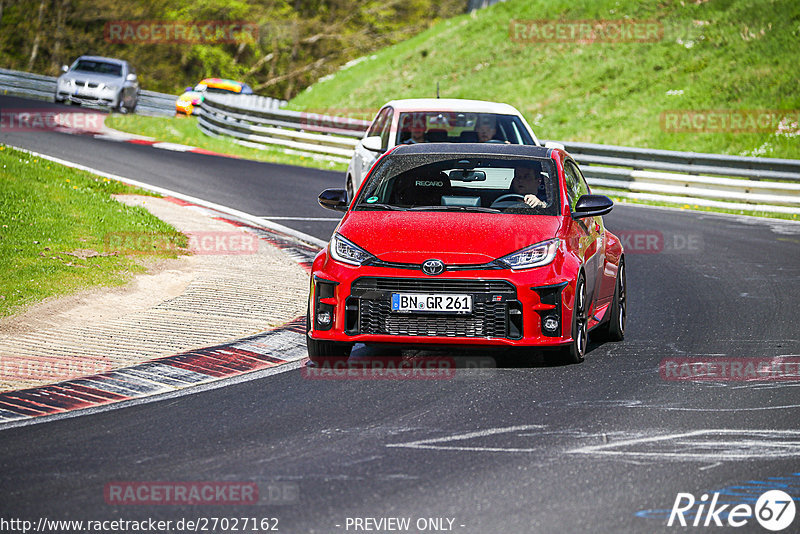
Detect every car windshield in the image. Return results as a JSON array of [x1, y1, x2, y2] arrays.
[[396, 112, 534, 145], [72, 60, 122, 77], [206, 86, 242, 94], [355, 156, 560, 216]]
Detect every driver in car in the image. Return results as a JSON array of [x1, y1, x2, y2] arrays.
[[510, 167, 548, 208]]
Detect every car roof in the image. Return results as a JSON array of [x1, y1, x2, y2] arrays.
[[382, 98, 524, 115], [75, 55, 127, 65], [390, 142, 552, 159], [200, 78, 246, 90]]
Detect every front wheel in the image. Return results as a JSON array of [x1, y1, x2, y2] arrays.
[[346, 176, 355, 202], [593, 258, 626, 342], [561, 274, 588, 364]]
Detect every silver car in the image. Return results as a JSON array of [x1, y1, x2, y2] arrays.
[[55, 56, 139, 113]]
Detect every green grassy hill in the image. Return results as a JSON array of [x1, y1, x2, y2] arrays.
[[288, 0, 800, 158]]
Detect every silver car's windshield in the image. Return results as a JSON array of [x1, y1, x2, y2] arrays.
[[72, 60, 122, 77]]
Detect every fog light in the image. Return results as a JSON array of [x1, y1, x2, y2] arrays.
[[317, 311, 332, 326], [543, 315, 559, 332]]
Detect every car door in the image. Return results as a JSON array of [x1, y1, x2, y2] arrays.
[[352, 106, 392, 190], [564, 159, 603, 309]]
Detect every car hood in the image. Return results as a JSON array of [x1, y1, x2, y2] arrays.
[[338, 210, 563, 264], [59, 72, 123, 85]]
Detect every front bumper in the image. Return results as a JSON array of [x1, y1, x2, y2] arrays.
[[309, 259, 576, 348], [56, 86, 118, 107]]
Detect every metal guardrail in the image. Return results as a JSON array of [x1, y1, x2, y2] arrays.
[[0, 67, 177, 116], [198, 95, 800, 213], [3, 69, 797, 214], [199, 94, 368, 163]]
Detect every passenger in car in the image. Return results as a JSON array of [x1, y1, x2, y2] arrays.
[[401, 113, 427, 144], [510, 167, 548, 208]]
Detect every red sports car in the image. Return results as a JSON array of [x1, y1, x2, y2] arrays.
[[308, 143, 626, 364]]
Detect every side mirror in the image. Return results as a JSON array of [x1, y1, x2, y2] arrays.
[[361, 136, 384, 152], [126, 73, 137, 82], [184, 86, 193, 93], [61, 65, 69, 73], [318, 188, 349, 212], [572, 194, 613, 219]]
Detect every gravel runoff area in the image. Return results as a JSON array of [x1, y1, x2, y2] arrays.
[[0, 195, 310, 392]]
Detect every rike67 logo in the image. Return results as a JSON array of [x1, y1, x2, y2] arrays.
[[668, 490, 795, 530]]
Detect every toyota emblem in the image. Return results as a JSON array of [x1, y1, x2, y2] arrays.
[[421, 259, 445, 276]]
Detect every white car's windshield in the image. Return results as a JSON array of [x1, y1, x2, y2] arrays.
[[396, 112, 534, 145]]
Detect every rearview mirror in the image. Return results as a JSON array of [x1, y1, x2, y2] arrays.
[[61, 65, 68, 73], [448, 169, 486, 182], [318, 188, 349, 212], [126, 73, 137, 82], [572, 194, 613, 219], [361, 136, 384, 152]]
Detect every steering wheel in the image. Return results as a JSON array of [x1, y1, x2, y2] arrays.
[[490, 193, 527, 208]]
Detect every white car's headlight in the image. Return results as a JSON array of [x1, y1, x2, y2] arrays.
[[330, 233, 374, 266], [497, 239, 560, 270]]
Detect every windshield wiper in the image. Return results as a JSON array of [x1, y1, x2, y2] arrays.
[[408, 205, 501, 213], [356, 203, 408, 211]]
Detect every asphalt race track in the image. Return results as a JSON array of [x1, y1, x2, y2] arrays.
[[2, 95, 800, 533]]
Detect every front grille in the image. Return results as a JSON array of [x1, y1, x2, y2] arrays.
[[359, 299, 508, 337], [352, 277, 516, 295], [348, 277, 519, 339]]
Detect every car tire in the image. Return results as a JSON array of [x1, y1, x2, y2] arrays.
[[593, 258, 626, 342], [305, 305, 352, 364], [346, 176, 355, 202], [561, 274, 588, 364]]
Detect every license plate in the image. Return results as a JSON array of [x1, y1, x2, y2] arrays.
[[391, 293, 472, 314]]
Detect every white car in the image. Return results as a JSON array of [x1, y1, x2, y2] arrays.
[[345, 98, 540, 200]]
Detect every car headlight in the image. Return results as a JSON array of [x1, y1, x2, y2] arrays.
[[330, 233, 374, 266], [496, 239, 560, 270]]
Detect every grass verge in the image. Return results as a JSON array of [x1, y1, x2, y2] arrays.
[[289, 0, 800, 159], [0, 144, 187, 318], [105, 114, 348, 172]]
